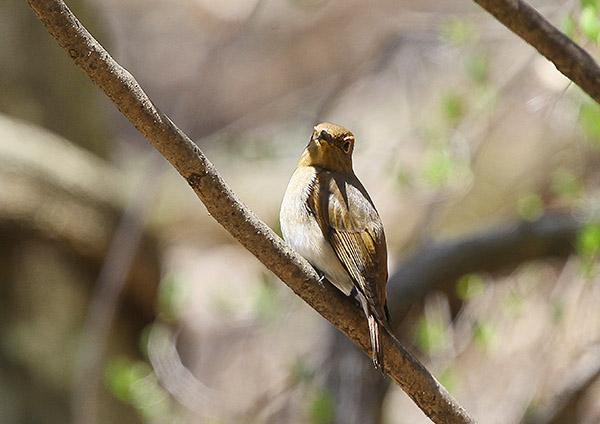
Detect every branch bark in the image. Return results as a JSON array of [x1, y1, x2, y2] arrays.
[[473, 0, 600, 104], [26, 0, 475, 423]]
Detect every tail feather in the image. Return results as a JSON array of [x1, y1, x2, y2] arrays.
[[367, 315, 384, 371]]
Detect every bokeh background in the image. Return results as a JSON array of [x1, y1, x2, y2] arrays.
[[2, 0, 600, 423]]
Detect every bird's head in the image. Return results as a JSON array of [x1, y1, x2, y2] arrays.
[[298, 122, 355, 173]]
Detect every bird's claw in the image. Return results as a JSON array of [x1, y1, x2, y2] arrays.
[[316, 270, 326, 285]]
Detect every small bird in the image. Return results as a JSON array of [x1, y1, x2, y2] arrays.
[[280, 122, 389, 370]]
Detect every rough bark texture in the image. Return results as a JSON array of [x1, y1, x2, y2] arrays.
[[26, 0, 476, 422]]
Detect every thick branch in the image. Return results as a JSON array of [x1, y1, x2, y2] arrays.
[[473, 0, 600, 104], [26, 0, 475, 422]]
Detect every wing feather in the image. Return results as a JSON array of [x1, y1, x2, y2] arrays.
[[307, 170, 388, 320]]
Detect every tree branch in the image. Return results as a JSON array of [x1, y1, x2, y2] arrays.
[[473, 0, 600, 104], [26, 0, 475, 422]]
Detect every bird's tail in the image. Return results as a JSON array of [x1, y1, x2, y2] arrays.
[[367, 314, 384, 371]]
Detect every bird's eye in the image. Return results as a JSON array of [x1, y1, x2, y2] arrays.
[[342, 141, 351, 153]]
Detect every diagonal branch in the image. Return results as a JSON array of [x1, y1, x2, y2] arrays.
[[26, 0, 475, 422], [473, 0, 600, 104]]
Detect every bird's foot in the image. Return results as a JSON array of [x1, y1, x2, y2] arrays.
[[315, 269, 326, 285]]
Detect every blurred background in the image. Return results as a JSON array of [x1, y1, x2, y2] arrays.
[[2, 0, 600, 422]]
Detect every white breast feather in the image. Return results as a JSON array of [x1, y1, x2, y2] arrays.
[[280, 167, 354, 296]]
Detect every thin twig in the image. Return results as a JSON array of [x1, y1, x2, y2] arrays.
[[26, 0, 476, 422]]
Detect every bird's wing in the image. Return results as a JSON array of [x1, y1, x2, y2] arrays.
[[307, 171, 388, 316]]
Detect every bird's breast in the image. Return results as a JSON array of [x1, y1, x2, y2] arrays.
[[279, 166, 354, 295]]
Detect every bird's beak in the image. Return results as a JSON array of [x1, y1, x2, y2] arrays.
[[314, 129, 334, 145]]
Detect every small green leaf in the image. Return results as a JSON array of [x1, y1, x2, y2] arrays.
[[308, 388, 334, 424], [503, 289, 525, 317], [576, 222, 600, 259], [104, 356, 149, 402], [157, 272, 186, 322], [581, 0, 599, 11], [395, 169, 411, 189], [579, 102, 600, 143], [423, 148, 454, 187], [456, 274, 485, 300], [550, 299, 566, 325], [472, 320, 497, 352], [517, 193, 544, 222], [440, 18, 478, 46], [580, 6, 600, 41], [551, 169, 581, 201], [254, 276, 278, 322], [289, 356, 313, 384], [442, 91, 466, 124], [576, 222, 600, 277], [465, 52, 489, 84], [415, 316, 447, 355]]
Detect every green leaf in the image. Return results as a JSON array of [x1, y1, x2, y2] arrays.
[[465, 52, 489, 84], [581, 0, 599, 11], [157, 272, 186, 322], [104, 356, 149, 402], [503, 289, 525, 318], [442, 91, 466, 124], [579, 102, 600, 143], [580, 6, 600, 41], [551, 169, 581, 201], [576, 222, 600, 277], [440, 18, 478, 46], [395, 169, 411, 189], [254, 275, 278, 322], [423, 148, 454, 187], [308, 388, 334, 424], [576, 222, 600, 259], [472, 320, 497, 352], [289, 356, 312, 384], [415, 316, 447, 355], [456, 274, 485, 300], [550, 299, 566, 325], [516, 193, 544, 222]]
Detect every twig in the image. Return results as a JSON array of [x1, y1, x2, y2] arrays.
[[26, 0, 476, 422], [473, 0, 600, 104]]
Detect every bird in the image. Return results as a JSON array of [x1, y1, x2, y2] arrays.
[[280, 122, 389, 370]]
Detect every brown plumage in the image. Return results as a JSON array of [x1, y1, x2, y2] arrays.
[[280, 122, 389, 370]]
